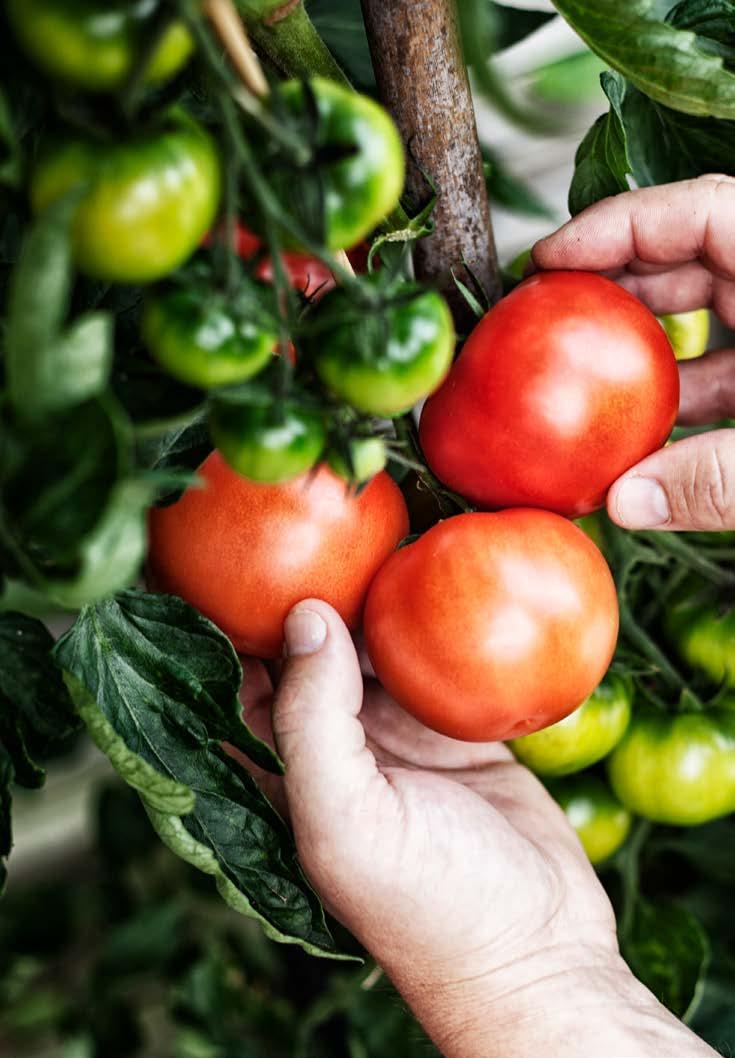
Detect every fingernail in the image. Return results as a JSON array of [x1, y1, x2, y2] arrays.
[[284, 609, 327, 657], [615, 476, 671, 528]]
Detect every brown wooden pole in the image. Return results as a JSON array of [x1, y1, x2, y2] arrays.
[[360, 0, 501, 331]]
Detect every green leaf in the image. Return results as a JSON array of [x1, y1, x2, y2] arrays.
[[667, 0, 735, 67], [54, 592, 341, 957], [568, 71, 632, 214], [5, 191, 90, 418], [0, 87, 21, 189], [483, 151, 555, 219], [0, 744, 12, 894], [492, 4, 556, 51], [136, 416, 212, 507], [550, 0, 735, 118], [10, 311, 114, 417], [0, 611, 78, 893], [0, 612, 79, 789], [620, 79, 735, 185], [623, 900, 710, 1020], [99, 900, 184, 974], [309, 0, 376, 91]]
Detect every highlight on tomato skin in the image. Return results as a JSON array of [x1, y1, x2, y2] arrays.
[[419, 270, 680, 518], [364, 508, 619, 743], [147, 451, 409, 659]]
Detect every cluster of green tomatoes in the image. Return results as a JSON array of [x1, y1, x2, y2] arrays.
[[9, 0, 457, 487]]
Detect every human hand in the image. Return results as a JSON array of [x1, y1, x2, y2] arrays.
[[532, 174, 735, 532], [236, 599, 714, 1058]]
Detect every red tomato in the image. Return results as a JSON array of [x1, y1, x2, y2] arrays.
[[364, 509, 618, 742], [419, 271, 679, 517], [147, 452, 409, 657]]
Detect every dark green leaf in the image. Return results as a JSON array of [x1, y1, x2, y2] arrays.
[[623, 900, 709, 1020], [5, 191, 87, 418], [483, 150, 555, 218], [550, 0, 735, 118], [54, 592, 342, 957], [621, 79, 735, 185], [667, 0, 735, 67], [309, 0, 375, 91], [99, 900, 183, 975], [650, 819, 735, 885], [112, 356, 205, 436], [492, 4, 556, 50], [0, 612, 78, 789], [0, 744, 11, 895], [0, 87, 21, 189], [10, 311, 114, 417], [568, 71, 632, 214], [136, 417, 212, 507]]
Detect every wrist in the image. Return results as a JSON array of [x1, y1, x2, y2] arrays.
[[379, 943, 714, 1058]]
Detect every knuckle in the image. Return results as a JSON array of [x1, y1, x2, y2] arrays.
[[676, 446, 734, 528]]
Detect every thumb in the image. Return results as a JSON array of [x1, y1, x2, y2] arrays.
[[608, 429, 735, 531], [273, 600, 379, 836]]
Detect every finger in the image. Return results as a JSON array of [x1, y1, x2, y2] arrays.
[[615, 265, 735, 327], [272, 601, 383, 835], [532, 175, 735, 278], [608, 429, 735, 531], [678, 348, 735, 425]]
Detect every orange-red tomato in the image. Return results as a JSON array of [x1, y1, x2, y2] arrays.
[[147, 452, 409, 657], [364, 509, 618, 742], [419, 271, 679, 517]]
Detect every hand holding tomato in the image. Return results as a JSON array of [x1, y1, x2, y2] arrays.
[[532, 174, 735, 531], [232, 601, 716, 1058]]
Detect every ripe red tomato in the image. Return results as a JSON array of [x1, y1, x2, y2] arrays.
[[419, 271, 679, 517], [364, 509, 618, 742], [147, 452, 409, 658]]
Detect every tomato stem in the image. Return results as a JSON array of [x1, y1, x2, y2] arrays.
[[616, 818, 652, 944], [395, 414, 474, 517], [245, 3, 350, 87]]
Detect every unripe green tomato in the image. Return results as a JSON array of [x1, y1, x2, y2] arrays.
[[666, 592, 735, 688], [550, 774, 632, 865], [7, 0, 193, 93], [142, 289, 277, 389], [327, 438, 387, 484], [210, 401, 326, 484], [608, 710, 735, 825], [658, 309, 709, 361], [273, 78, 405, 251], [312, 279, 455, 416], [30, 112, 221, 284], [509, 673, 631, 777]]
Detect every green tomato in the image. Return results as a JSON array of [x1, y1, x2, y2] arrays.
[[666, 590, 735, 688], [608, 710, 735, 825], [312, 278, 455, 416], [327, 438, 387, 484], [7, 0, 193, 92], [142, 289, 277, 390], [658, 309, 710, 361], [272, 78, 405, 251], [509, 673, 631, 777], [30, 112, 221, 284], [210, 400, 326, 484], [550, 774, 632, 865]]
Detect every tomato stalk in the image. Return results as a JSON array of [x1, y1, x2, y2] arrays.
[[395, 414, 474, 517], [360, 0, 501, 331], [239, 0, 350, 88], [615, 818, 652, 944]]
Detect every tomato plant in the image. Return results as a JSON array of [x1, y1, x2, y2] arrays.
[[608, 711, 735, 826], [364, 510, 618, 742], [30, 112, 222, 283], [419, 271, 680, 517], [7, 0, 193, 92], [549, 773, 633, 865], [148, 451, 408, 657], [510, 672, 632, 776], [4, 0, 735, 1047]]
